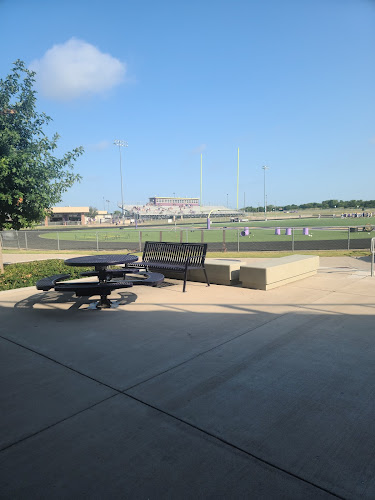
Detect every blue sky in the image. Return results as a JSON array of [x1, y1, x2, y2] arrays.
[[1, 0, 374, 211]]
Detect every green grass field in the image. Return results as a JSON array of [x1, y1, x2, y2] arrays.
[[3, 248, 371, 258], [39, 217, 375, 244], [224, 217, 375, 229]]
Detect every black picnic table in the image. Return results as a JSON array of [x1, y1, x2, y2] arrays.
[[36, 254, 164, 309], [64, 254, 138, 282]]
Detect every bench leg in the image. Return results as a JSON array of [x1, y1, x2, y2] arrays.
[[183, 268, 188, 292], [203, 267, 210, 287]]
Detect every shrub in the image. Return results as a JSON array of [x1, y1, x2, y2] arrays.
[[0, 260, 91, 291]]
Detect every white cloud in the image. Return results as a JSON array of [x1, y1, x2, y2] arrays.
[[87, 140, 111, 151], [30, 38, 126, 101], [191, 144, 207, 154]]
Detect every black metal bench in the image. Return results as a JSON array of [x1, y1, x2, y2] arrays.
[[37, 271, 164, 308], [54, 280, 134, 308], [128, 242, 210, 292], [80, 268, 141, 279], [121, 271, 164, 287], [55, 272, 164, 308], [36, 274, 71, 291]]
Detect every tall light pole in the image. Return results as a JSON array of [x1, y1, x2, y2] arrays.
[[114, 140, 128, 220], [262, 165, 269, 221], [200, 153, 203, 210], [236, 148, 239, 209]]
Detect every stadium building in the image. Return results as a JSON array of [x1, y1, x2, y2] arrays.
[[148, 197, 199, 207], [119, 197, 242, 220]]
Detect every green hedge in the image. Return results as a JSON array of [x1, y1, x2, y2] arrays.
[[0, 260, 91, 291]]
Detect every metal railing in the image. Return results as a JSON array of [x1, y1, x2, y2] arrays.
[[1, 226, 374, 254]]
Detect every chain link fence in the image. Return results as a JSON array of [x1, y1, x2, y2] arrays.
[[1, 226, 374, 253]]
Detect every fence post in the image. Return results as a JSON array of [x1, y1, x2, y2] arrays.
[[24, 231, 28, 250], [16, 231, 20, 250], [0, 236, 4, 274], [96, 232, 99, 251], [237, 228, 240, 252], [292, 228, 294, 252], [347, 227, 350, 250], [57, 232, 60, 251], [222, 229, 227, 252]]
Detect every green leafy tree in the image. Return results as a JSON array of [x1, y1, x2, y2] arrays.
[[0, 237, 3, 274], [0, 60, 83, 230], [88, 206, 98, 219]]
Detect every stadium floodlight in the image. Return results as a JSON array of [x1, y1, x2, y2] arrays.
[[262, 165, 269, 221], [114, 140, 128, 219]]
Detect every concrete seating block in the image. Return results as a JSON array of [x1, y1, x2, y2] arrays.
[[187, 259, 241, 285], [163, 259, 240, 286], [240, 255, 319, 290]]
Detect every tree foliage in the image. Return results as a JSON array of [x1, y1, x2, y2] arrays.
[[0, 60, 83, 230], [244, 199, 375, 212], [88, 206, 98, 218]]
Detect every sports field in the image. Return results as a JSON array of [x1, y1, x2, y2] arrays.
[[39, 217, 375, 244]]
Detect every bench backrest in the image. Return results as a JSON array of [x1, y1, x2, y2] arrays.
[[142, 242, 207, 267]]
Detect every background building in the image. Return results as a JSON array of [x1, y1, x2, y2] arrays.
[[148, 197, 199, 207], [45, 207, 109, 225]]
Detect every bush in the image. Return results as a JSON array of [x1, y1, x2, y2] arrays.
[[0, 260, 91, 291]]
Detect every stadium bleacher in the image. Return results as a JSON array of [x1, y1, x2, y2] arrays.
[[118, 204, 242, 220]]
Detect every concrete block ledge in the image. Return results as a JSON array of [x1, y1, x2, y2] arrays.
[[240, 254, 319, 290], [163, 259, 241, 286]]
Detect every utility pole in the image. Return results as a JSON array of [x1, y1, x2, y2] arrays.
[[262, 165, 269, 221], [236, 148, 239, 209], [114, 140, 128, 220]]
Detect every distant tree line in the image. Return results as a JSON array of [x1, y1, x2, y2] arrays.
[[243, 199, 375, 212]]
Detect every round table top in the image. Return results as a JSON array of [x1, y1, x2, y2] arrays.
[[64, 254, 138, 267]]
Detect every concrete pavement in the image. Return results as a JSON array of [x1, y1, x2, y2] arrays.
[[1, 253, 85, 264], [0, 258, 374, 498]]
